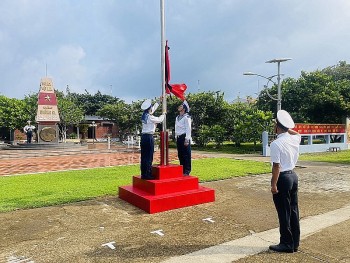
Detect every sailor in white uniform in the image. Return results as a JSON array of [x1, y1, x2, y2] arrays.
[[140, 99, 165, 180], [269, 110, 301, 253], [175, 100, 192, 175]]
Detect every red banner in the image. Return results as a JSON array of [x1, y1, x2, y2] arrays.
[[294, 124, 346, 134]]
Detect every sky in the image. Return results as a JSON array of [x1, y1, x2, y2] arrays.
[[1, 0, 350, 103]]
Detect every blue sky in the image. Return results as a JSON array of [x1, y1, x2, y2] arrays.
[[1, 0, 350, 103]]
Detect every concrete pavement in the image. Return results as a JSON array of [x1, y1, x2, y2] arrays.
[[163, 204, 350, 263]]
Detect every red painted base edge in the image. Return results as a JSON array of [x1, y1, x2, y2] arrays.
[[152, 164, 183, 179], [119, 185, 215, 214], [133, 175, 199, 195]]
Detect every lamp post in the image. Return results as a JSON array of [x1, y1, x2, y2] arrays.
[[244, 58, 291, 112], [90, 121, 97, 144]]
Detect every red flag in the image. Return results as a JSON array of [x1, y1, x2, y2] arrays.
[[165, 41, 187, 101], [167, 84, 187, 101]]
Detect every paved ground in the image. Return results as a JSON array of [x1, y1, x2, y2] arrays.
[[0, 144, 204, 176], [0, 144, 350, 262]]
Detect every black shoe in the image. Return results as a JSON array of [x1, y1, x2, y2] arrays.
[[269, 244, 294, 253], [294, 247, 298, 252], [141, 176, 155, 180]]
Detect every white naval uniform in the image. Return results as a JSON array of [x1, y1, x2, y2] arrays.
[[142, 102, 164, 134], [270, 132, 301, 172], [175, 113, 192, 175], [140, 102, 164, 179], [175, 113, 191, 142]]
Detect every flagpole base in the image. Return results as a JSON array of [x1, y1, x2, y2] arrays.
[[160, 131, 169, 165]]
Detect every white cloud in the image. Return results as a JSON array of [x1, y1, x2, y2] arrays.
[[0, 0, 350, 102]]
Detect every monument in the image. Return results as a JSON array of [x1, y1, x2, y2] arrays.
[[35, 77, 60, 144]]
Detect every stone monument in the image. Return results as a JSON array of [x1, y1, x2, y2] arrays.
[[35, 77, 60, 144]]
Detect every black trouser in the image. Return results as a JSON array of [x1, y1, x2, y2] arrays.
[[140, 134, 154, 179], [176, 134, 191, 175], [26, 131, 33, 143], [272, 171, 300, 250]]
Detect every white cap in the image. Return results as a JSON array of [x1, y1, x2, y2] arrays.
[[141, 99, 152, 110], [183, 100, 190, 112], [277, 110, 295, 129]]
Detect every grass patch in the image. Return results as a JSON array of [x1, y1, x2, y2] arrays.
[[192, 142, 263, 154], [299, 149, 350, 164], [168, 141, 262, 154], [0, 158, 270, 213], [193, 158, 270, 181]]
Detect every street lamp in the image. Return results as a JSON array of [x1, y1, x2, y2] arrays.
[[244, 58, 291, 112], [90, 121, 97, 144], [243, 72, 280, 103]]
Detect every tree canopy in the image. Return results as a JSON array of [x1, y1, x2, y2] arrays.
[[2, 60, 350, 143], [256, 61, 350, 123]]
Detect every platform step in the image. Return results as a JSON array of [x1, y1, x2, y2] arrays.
[[133, 175, 199, 195], [119, 185, 215, 214], [152, 164, 183, 179]]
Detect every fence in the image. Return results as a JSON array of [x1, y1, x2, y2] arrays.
[[262, 124, 348, 157]]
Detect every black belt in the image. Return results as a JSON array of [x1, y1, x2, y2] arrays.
[[176, 134, 186, 139], [280, 170, 293, 175]]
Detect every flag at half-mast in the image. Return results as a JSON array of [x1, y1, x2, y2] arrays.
[[165, 40, 187, 101]]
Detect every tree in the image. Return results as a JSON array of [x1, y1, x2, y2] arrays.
[[23, 93, 38, 122], [210, 125, 226, 147], [322, 61, 350, 81], [97, 100, 130, 138], [187, 91, 226, 131], [69, 90, 121, 116], [56, 92, 84, 142], [221, 99, 273, 147], [0, 96, 30, 141], [195, 125, 211, 146], [223, 101, 251, 146], [246, 109, 274, 147], [165, 91, 226, 143], [257, 64, 350, 123]]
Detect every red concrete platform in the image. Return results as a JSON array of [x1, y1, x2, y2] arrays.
[[119, 165, 215, 214]]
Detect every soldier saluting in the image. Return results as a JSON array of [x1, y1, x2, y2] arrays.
[[269, 110, 301, 253]]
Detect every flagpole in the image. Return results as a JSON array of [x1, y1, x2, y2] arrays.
[[160, 0, 167, 165]]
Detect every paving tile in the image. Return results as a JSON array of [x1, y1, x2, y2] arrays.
[[0, 146, 205, 176]]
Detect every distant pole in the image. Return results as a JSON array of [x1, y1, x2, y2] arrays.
[[160, 0, 167, 165], [276, 61, 282, 112], [265, 58, 292, 112]]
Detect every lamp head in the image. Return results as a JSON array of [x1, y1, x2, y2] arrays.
[[266, 58, 292, 63], [243, 72, 257, 76]]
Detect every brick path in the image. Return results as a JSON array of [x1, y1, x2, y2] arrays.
[[0, 144, 204, 176]]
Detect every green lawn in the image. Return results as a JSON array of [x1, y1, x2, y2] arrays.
[[299, 149, 350, 164], [0, 158, 270, 213], [192, 142, 263, 154], [168, 141, 262, 154]]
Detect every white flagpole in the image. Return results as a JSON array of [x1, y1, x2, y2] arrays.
[[160, 0, 167, 165]]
